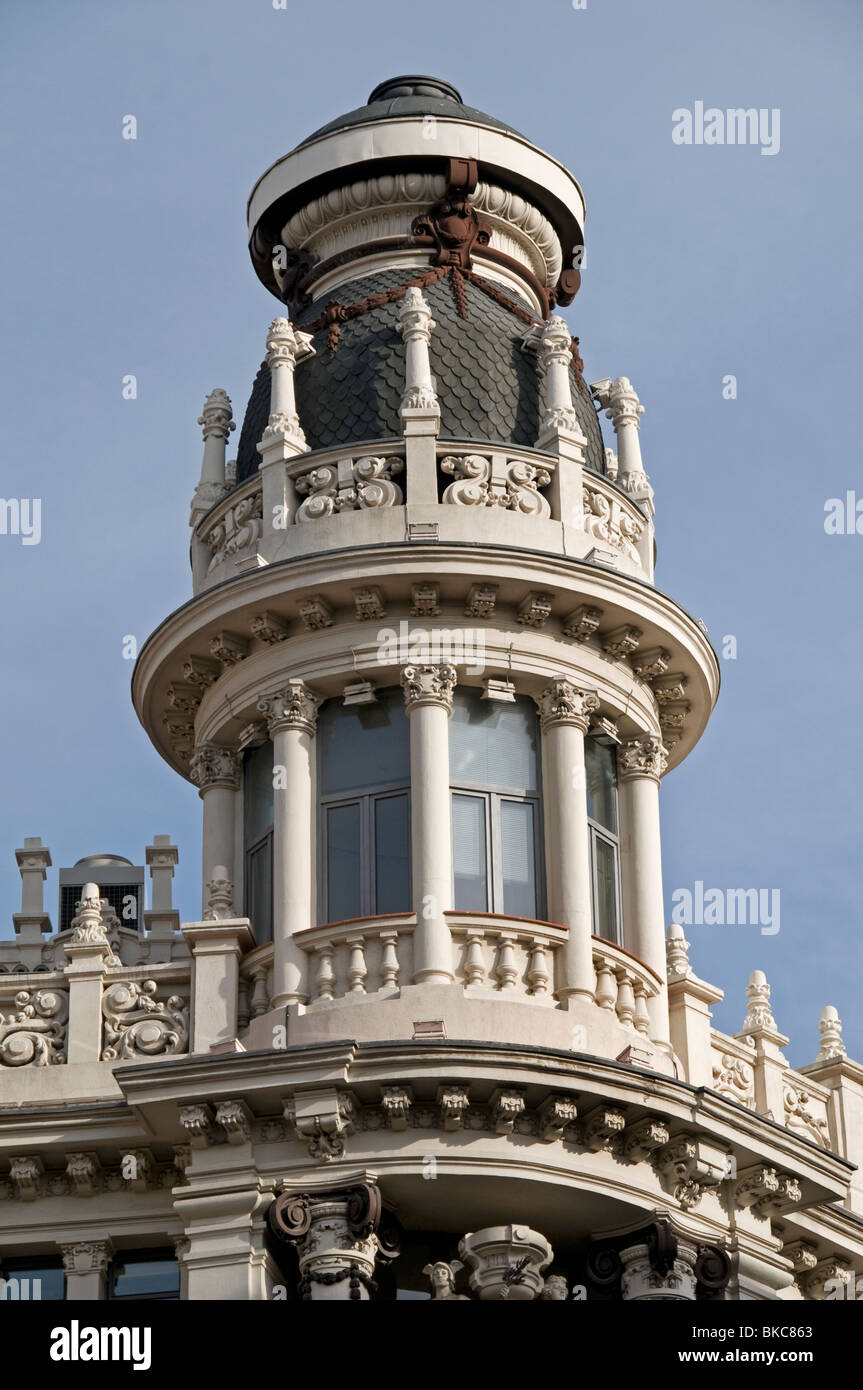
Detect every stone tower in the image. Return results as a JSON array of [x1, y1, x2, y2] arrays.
[[0, 77, 860, 1305]]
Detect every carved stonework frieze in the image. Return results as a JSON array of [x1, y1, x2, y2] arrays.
[[712, 1053, 755, 1108], [101, 980, 189, 1061], [516, 591, 554, 629], [215, 1100, 253, 1145], [0, 987, 67, 1067], [381, 1086, 414, 1131], [410, 583, 441, 617], [583, 1107, 626, 1153], [66, 1151, 102, 1198], [250, 611, 289, 644], [631, 647, 671, 681], [441, 453, 552, 517], [538, 1095, 578, 1143], [783, 1085, 830, 1147], [583, 486, 644, 563], [490, 1089, 526, 1135], [295, 455, 404, 522], [9, 1155, 44, 1201], [179, 1105, 215, 1149], [601, 624, 642, 661], [205, 490, 263, 572], [298, 596, 334, 630], [353, 587, 386, 622], [655, 1135, 729, 1210], [623, 1119, 670, 1164], [209, 631, 249, 667]]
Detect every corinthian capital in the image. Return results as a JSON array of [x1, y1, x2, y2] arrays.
[[401, 664, 457, 712], [257, 679, 323, 735], [536, 315, 574, 369], [398, 286, 435, 344], [188, 742, 240, 791], [591, 376, 644, 432], [617, 733, 668, 782], [534, 679, 599, 731]]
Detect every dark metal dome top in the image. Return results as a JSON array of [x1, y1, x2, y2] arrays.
[[299, 74, 524, 147]]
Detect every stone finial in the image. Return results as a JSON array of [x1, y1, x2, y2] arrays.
[[666, 922, 691, 981], [69, 883, 109, 945], [190, 389, 234, 526], [590, 376, 652, 501], [816, 1005, 846, 1063], [397, 287, 439, 412], [258, 317, 314, 450], [741, 970, 776, 1033]]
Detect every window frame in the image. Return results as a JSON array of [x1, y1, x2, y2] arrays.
[[244, 828, 274, 943], [451, 787, 545, 919], [586, 739, 622, 944], [107, 1248, 180, 1302], [318, 780, 412, 923]]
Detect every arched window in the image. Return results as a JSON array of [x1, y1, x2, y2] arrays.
[[449, 689, 545, 919], [585, 738, 621, 943], [318, 690, 411, 922]]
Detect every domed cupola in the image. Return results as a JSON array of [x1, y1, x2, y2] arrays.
[[234, 75, 602, 482]]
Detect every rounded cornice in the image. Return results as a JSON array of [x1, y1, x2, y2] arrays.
[[132, 543, 719, 781]]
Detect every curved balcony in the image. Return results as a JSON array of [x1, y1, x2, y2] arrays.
[[193, 437, 653, 595]]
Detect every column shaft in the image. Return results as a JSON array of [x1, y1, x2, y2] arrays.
[[541, 721, 594, 998], [272, 724, 314, 1006], [618, 735, 669, 1041], [402, 666, 455, 984]]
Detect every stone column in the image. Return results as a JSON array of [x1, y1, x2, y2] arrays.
[[735, 970, 790, 1119], [63, 885, 111, 1064], [258, 680, 323, 1007], [59, 1239, 114, 1299], [267, 1180, 400, 1301], [401, 665, 456, 984], [190, 388, 234, 527], [189, 744, 239, 919], [257, 317, 314, 538], [618, 734, 669, 1042], [182, 919, 255, 1051], [536, 316, 580, 440], [590, 376, 649, 496], [534, 680, 599, 1000]]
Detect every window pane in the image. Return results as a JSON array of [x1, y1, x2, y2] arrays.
[[452, 794, 488, 911], [327, 803, 362, 920], [593, 833, 619, 942], [375, 793, 411, 914], [449, 690, 538, 792], [585, 739, 618, 833], [110, 1254, 179, 1300], [246, 836, 273, 942], [244, 742, 275, 847], [319, 690, 410, 794], [500, 800, 538, 919], [0, 1262, 64, 1300]]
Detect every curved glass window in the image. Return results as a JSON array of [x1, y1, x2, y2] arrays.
[[243, 741, 274, 942], [449, 689, 544, 919], [586, 739, 621, 943], [318, 691, 411, 922]]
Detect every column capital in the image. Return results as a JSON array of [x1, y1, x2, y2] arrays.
[[260, 317, 315, 450], [257, 679, 323, 736], [534, 679, 599, 731], [401, 663, 456, 713], [265, 316, 315, 371], [617, 733, 668, 782], [398, 285, 435, 343], [59, 1239, 114, 1275], [591, 375, 644, 431], [189, 742, 240, 792]]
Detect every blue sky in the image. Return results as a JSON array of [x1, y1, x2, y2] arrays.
[[1, 0, 860, 1065]]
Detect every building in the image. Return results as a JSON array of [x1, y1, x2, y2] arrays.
[[0, 74, 861, 1303]]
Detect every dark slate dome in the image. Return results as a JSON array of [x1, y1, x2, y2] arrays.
[[299, 75, 524, 148], [234, 269, 606, 484]]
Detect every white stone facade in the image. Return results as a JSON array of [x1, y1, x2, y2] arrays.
[[1, 76, 861, 1302]]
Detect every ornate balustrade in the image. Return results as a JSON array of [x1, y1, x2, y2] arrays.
[[294, 915, 416, 1003], [193, 440, 651, 587], [590, 937, 659, 1036]]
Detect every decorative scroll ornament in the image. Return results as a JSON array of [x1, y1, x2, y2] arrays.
[[617, 734, 668, 782], [712, 1054, 755, 1108], [582, 484, 644, 562], [101, 981, 188, 1061], [783, 1085, 830, 1147], [257, 680, 323, 735], [206, 490, 263, 571], [534, 680, 599, 732], [0, 989, 67, 1067], [441, 454, 551, 517], [400, 663, 457, 711], [295, 455, 404, 522]]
